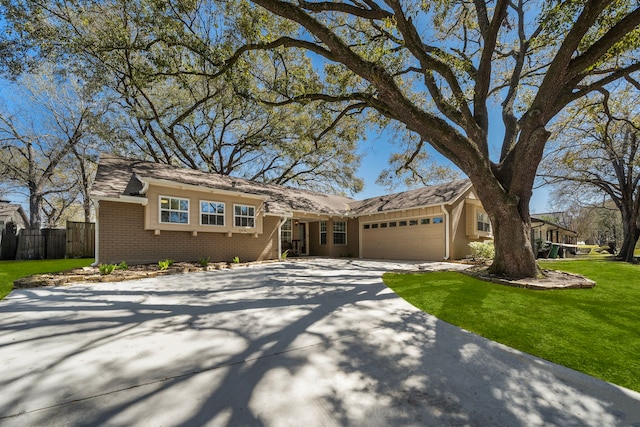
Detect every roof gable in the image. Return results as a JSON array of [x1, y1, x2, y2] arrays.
[[0, 202, 29, 226]]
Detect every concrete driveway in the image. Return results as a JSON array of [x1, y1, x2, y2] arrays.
[[1, 259, 638, 426]]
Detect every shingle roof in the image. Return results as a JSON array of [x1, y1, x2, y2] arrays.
[[0, 202, 28, 225], [91, 154, 355, 216], [348, 179, 472, 214], [91, 154, 473, 217], [531, 216, 577, 234]]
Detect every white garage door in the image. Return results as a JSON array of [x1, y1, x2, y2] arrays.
[[361, 218, 445, 261]]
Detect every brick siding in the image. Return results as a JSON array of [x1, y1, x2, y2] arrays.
[[98, 201, 278, 265]]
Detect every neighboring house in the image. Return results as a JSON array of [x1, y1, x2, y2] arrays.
[[0, 201, 28, 235], [90, 154, 493, 264], [531, 215, 578, 257]]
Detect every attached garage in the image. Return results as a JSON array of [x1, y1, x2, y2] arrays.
[[361, 216, 446, 260]]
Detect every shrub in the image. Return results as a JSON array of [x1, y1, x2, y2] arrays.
[[99, 263, 116, 275], [280, 249, 289, 261], [116, 261, 128, 270], [468, 240, 495, 260], [198, 257, 210, 267], [158, 259, 174, 270], [232, 256, 240, 264]]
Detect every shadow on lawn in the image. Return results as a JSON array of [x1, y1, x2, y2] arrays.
[[0, 260, 637, 426]]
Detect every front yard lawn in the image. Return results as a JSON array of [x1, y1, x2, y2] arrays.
[[0, 259, 94, 300], [383, 259, 640, 393]]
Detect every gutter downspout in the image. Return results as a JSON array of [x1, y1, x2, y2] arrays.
[[91, 200, 100, 266], [441, 204, 450, 260]]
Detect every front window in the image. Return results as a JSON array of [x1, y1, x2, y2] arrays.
[[200, 201, 225, 226], [281, 218, 292, 243], [234, 204, 255, 228], [333, 220, 347, 245], [320, 221, 327, 245], [160, 196, 189, 224], [477, 212, 491, 232]]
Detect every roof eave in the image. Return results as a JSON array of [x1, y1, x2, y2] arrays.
[[91, 195, 149, 206], [137, 176, 270, 201]]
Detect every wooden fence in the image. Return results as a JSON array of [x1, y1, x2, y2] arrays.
[[66, 221, 95, 258], [0, 221, 95, 260]]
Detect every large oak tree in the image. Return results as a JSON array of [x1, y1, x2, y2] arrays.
[[239, 0, 640, 277]]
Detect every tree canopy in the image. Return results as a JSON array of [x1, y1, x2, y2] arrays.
[[0, 0, 367, 195]]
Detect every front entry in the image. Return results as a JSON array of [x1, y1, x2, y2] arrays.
[[297, 222, 308, 255]]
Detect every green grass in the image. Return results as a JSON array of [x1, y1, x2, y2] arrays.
[[383, 259, 640, 392], [0, 258, 94, 300]]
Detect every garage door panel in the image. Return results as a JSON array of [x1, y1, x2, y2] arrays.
[[362, 224, 445, 261]]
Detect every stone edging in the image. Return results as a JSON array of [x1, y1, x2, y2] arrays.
[[13, 260, 281, 289], [460, 268, 596, 290]]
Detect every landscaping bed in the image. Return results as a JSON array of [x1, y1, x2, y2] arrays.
[[12, 260, 269, 288]]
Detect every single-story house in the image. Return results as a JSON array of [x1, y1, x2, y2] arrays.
[[90, 154, 495, 265], [0, 201, 28, 235], [531, 215, 578, 257]]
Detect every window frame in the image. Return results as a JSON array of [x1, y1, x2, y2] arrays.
[[477, 212, 491, 233], [281, 218, 293, 243], [333, 220, 347, 245], [159, 195, 190, 225], [200, 200, 225, 227], [233, 204, 256, 228], [320, 220, 328, 245]]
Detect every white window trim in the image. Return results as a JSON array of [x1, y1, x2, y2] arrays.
[[477, 211, 491, 233], [200, 200, 225, 227], [159, 195, 190, 225], [320, 220, 327, 245], [333, 220, 347, 245], [281, 218, 293, 243], [233, 204, 256, 228]]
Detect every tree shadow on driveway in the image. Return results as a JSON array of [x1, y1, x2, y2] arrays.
[[0, 259, 638, 426]]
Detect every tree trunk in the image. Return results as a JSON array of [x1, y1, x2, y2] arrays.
[[618, 215, 639, 263], [470, 175, 541, 278], [488, 208, 540, 278], [28, 191, 42, 230]]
